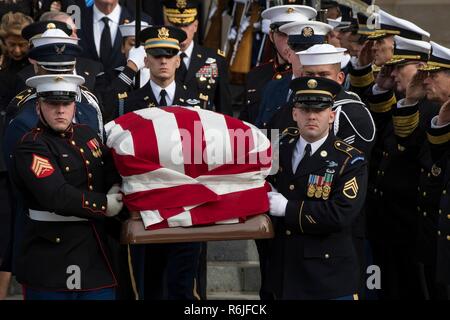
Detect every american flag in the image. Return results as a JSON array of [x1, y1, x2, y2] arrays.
[[105, 107, 272, 230]]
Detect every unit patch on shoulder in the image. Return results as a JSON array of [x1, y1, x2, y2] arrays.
[[31, 154, 54, 178]]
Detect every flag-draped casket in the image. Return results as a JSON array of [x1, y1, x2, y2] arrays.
[[105, 107, 272, 233]]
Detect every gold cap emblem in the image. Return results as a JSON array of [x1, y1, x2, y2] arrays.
[[302, 27, 314, 37], [158, 27, 170, 39], [307, 79, 318, 89], [287, 7, 295, 14], [176, 0, 187, 9], [46, 23, 56, 29]]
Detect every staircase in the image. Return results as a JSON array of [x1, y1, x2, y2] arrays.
[[206, 240, 261, 300]]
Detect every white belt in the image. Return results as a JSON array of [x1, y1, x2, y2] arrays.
[[29, 209, 88, 222]]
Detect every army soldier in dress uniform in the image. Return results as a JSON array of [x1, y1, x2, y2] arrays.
[[163, 0, 232, 115], [240, 4, 317, 124], [9, 74, 123, 300], [115, 25, 202, 301], [266, 76, 368, 300], [107, 25, 192, 120]]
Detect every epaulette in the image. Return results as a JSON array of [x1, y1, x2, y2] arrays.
[[334, 140, 363, 158], [279, 127, 300, 145], [14, 88, 35, 108], [217, 49, 225, 58]]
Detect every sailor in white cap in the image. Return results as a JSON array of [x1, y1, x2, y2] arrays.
[[255, 21, 332, 128], [113, 20, 151, 89], [241, 4, 317, 124], [10, 74, 123, 300], [298, 44, 375, 155]]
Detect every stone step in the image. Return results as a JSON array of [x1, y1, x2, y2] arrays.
[[9, 277, 21, 296], [207, 291, 260, 300], [207, 240, 260, 262], [207, 261, 261, 293]]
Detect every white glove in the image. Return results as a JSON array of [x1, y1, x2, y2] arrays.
[[239, 17, 250, 34], [107, 184, 121, 194], [106, 193, 123, 217], [127, 45, 146, 71], [268, 191, 288, 217], [228, 27, 237, 41], [261, 19, 271, 35]]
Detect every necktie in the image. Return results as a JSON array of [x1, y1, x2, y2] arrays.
[[176, 52, 188, 82], [159, 89, 167, 107], [293, 143, 312, 173], [100, 17, 112, 65]]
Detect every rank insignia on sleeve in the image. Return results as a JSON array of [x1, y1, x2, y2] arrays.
[[31, 154, 54, 178], [87, 139, 102, 158], [343, 177, 359, 199]]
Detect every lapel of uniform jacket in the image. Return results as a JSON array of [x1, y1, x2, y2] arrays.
[[280, 136, 299, 176], [184, 43, 205, 83], [173, 82, 187, 105]]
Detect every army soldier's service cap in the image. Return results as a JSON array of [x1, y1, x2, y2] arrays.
[[28, 43, 82, 72], [298, 44, 347, 66], [279, 21, 332, 50], [119, 20, 150, 38], [26, 74, 84, 102], [385, 36, 431, 66], [419, 41, 450, 72], [163, 0, 199, 26], [139, 25, 187, 56], [22, 20, 72, 42], [367, 10, 430, 41], [290, 76, 341, 109], [261, 5, 317, 31]]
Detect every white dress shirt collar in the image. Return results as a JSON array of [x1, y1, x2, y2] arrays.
[[292, 133, 329, 172], [297, 133, 329, 157], [180, 41, 194, 69], [150, 79, 176, 106], [93, 3, 121, 56], [93, 3, 121, 25]]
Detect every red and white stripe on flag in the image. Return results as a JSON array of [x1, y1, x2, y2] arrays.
[[105, 107, 272, 230]]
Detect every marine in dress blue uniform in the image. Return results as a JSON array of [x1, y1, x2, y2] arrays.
[[9, 74, 123, 300]]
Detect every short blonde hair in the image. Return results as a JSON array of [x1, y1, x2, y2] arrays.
[[0, 11, 33, 40]]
